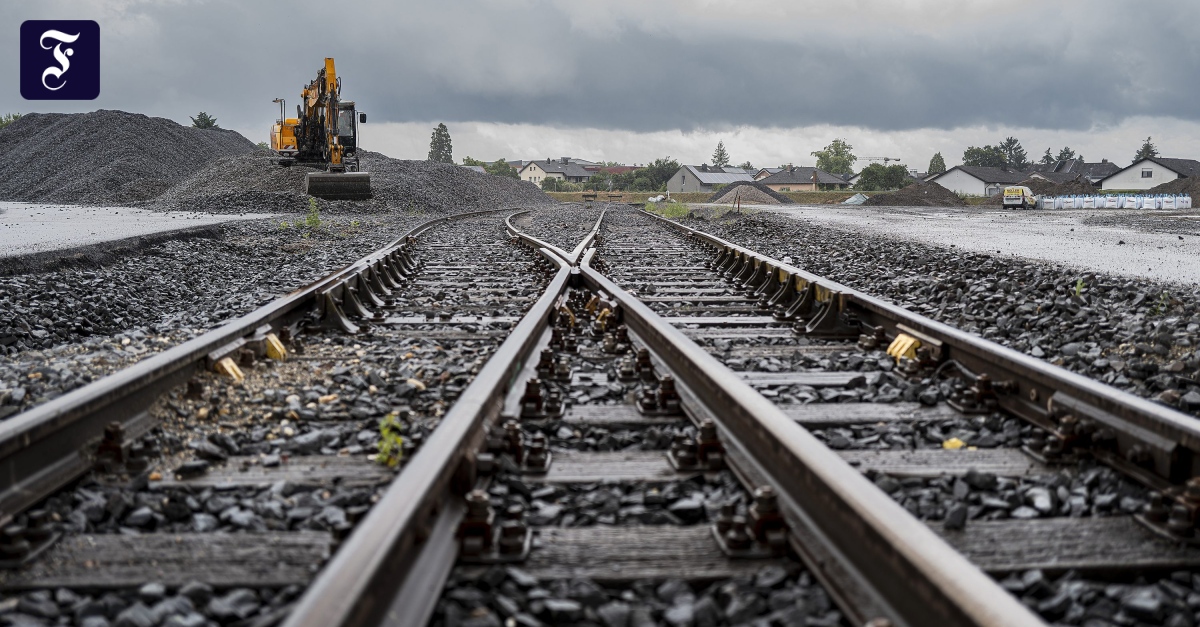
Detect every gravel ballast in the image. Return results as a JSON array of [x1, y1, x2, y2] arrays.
[[0, 213, 428, 417], [676, 210, 1200, 416]]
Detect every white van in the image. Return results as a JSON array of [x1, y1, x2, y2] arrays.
[[1002, 186, 1038, 209]]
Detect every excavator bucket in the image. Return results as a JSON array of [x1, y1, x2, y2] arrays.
[[305, 172, 372, 201]]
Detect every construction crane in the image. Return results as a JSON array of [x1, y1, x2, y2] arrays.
[[861, 157, 903, 164], [270, 58, 371, 200]]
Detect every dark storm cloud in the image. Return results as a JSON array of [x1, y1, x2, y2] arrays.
[[3, 0, 1197, 133]]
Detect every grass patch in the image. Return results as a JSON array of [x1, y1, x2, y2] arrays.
[[647, 201, 691, 218], [304, 198, 322, 229], [375, 412, 405, 468]]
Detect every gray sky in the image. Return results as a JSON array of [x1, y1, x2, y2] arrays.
[[5, 0, 1199, 168]]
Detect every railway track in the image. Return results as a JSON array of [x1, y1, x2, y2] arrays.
[[2, 205, 1199, 626]]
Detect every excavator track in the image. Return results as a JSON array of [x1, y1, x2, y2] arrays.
[[305, 171, 372, 200]]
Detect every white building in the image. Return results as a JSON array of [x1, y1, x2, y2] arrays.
[[926, 166, 1027, 196], [1099, 157, 1200, 191], [665, 165, 754, 193], [518, 158, 596, 185]]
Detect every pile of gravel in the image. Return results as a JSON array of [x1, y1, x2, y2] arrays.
[[862, 182, 965, 207], [150, 149, 554, 215], [1148, 175, 1200, 198], [0, 110, 255, 206], [149, 151, 311, 214], [360, 152, 552, 214], [1021, 178, 1096, 197], [707, 181, 791, 205]]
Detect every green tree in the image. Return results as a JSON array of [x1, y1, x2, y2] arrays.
[[611, 171, 637, 190], [190, 112, 219, 129], [1056, 146, 1076, 162], [485, 158, 519, 179], [1040, 148, 1054, 165], [540, 178, 580, 192], [737, 160, 754, 171], [641, 157, 681, 191], [427, 123, 453, 163], [927, 152, 946, 175], [962, 145, 1007, 168], [462, 156, 487, 167], [631, 176, 655, 191], [854, 163, 911, 191], [256, 141, 269, 150], [1133, 136, 1158, 162], [711, 141, 730, 167], [811, 139, 856, 175], [998, 137, 1029, 169], [584, 171, 614, 191], [0, 113, 22, 131]]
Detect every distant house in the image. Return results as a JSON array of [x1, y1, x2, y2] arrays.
[[518, 157, 596, 185], [927, 166, 1027, 196], [1028, 159, 1118, 185], [1099, 157, 1200, 191], [754, 168, 783, 181], [461, 165, 487, 175], [600, 165, 638, 176], [666, 164, 754, 193], [758, 166, 850, 191]]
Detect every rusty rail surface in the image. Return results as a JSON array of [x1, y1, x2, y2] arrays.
[[0, 209, 504, 526]]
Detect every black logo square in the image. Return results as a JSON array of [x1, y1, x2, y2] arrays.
[[20, 20, 100, 100]]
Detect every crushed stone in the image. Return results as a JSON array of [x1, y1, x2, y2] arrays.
[[0, 110, 255, 206], [862, 182, 965, 207]]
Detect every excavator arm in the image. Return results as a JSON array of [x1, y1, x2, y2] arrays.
[[273, 57, 371, 200]]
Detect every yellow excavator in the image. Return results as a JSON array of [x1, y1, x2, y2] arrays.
[[270, 57, 371, 200]]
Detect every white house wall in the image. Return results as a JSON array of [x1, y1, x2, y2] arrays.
[[932, 169, 987, 196], [667, 170, 706, 193], [519, 164, 564, 185], [1101, 160, 1181, 191]]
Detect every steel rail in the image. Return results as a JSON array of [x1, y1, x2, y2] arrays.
[[284, 209, 602, 626], [505, 208, 605, 265], [0, 208, 504, 525], [640, 209, 1200, 489], [575, 245, 1042, 627], [283, 224, 576, 626]]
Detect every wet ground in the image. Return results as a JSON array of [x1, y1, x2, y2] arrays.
[[744, 205, 1200, 286], [0, 202, 265, 258]]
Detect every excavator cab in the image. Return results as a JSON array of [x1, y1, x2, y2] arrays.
[[335, 103, 362, 167]]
